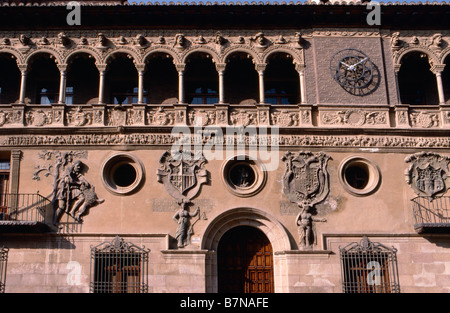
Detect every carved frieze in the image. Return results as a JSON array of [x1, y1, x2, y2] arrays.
[[410, 111, 440, 128], [147, 107, 175, 126], [4, 133, 450, 149], [271, 110, 299, 127], [320, 109, 388, 127], [229, 109, 257, 126], [188, 109, 216, 126], [405, 152, 450, 198], [66, 107, 93, 126]]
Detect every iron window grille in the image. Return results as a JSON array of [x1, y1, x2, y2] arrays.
[[340, 236, 400, 293], [0, 247, 8, 293], [90, 236, 149, 293]]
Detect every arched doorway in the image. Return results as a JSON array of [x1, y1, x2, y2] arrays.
[[217, 226, 274, 293]]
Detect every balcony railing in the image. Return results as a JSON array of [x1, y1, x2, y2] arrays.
[[0, 193, 52, 231], [411, 196, 450, 234]]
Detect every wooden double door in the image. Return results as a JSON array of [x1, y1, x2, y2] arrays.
[[218, 226, 274, 293]]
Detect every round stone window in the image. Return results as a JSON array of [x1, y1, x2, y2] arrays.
[[222, 156, 267, 197], [102, 153, 145, 195], [339, 156, 381, 196]]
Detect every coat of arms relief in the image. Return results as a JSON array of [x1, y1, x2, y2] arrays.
[[282, 151, 332, 250], [405, 152, 450, 198], [157, 150, 209, 248]]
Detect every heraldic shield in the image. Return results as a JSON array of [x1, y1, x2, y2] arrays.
[[157, 150, 208, 202], [282, 151, 331, 206], [405, 152, 450, 198]]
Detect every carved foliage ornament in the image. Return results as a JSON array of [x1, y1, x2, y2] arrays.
[[405, 152, 450, 198]]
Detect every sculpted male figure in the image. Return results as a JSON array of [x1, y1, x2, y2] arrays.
[[53, 160, 104, 225]]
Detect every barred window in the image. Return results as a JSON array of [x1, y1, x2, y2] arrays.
[[0, 247, 8, 293], [90, 236, 149, 293], [340, 236, 400, 293]]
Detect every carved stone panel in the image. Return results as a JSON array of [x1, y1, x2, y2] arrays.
[[320, 109, 388, 127], [157, 150, 208, 203], [281, 151, 331, 206], [405, 152, 450, 198]]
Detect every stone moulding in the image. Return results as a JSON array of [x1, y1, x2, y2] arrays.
[[0, 103, 449, 129], [3, 133, 450, 149]]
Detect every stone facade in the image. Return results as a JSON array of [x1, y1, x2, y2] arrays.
[[1, 0, 450, 294]]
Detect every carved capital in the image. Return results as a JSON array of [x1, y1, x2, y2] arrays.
[[254, 63, 267, 72]]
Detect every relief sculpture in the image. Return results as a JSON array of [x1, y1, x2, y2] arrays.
[[157, 150, 208, 248], [32, 151, 104, 226], [282, 151, 331, 250], [405, 152, 450, 198]]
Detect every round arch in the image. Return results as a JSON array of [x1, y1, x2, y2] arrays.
[[202, 207, 292, 293], [262, 47, 302, 65], [394, 47, 439, 68], [25, 48, 62, 66], [201, 207, 292, 252], [181, 47, 221, 65], [64, 48, 102, 65], [223, 46, 261, 64], [103, 48, 141, 65], [143, 48, 180, 65], [0, 48, 24, 65]]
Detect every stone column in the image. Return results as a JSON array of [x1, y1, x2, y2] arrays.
[[58, 65, 67, 104], [255, 63, 266, 104], [216, 63, 226, 104], [97, 64, 107, 105], [135, 64, 146, 104], [394, 64, 402, 104], [431, 65, 446, 105], [18, 64, 27, 104], [176, 64, 186, 104], [295, 64, 307, 104]]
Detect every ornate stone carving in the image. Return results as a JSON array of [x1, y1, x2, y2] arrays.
[[172, 200, 201, 248], [157, 150, 209, 248], [32, 151, 104, 225], [107, 106, 126, 126], [282, 151, 331, 206], [66, 107, 93, 126], [321, 109, 387, 127], [282, 151, 331, 250], [157, 150, 208, 203], [410, 111, 440, 128], [229, 109, 257, 126], [0, 110, 13, 127], [188, 109, 216, 126], [25, 109, 53, 127], [271, 110, 299, 127], [147, 107, 175, 126], [405, 152, 450, 198]]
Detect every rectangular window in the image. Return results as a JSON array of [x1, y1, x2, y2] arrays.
[[340, 237, 400, 293], [0, 247, 8, 293], [0, 160, 10, 221], [39, 87, 74, 105], [90, 236, 149, 293]]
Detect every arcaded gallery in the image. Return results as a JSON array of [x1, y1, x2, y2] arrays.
[[0, 0, 450, 294]]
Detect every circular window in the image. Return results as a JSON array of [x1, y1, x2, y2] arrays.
[[339, 156, 381, 196], [222, 156, 267, 197], [102, 153, 145, 195]]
